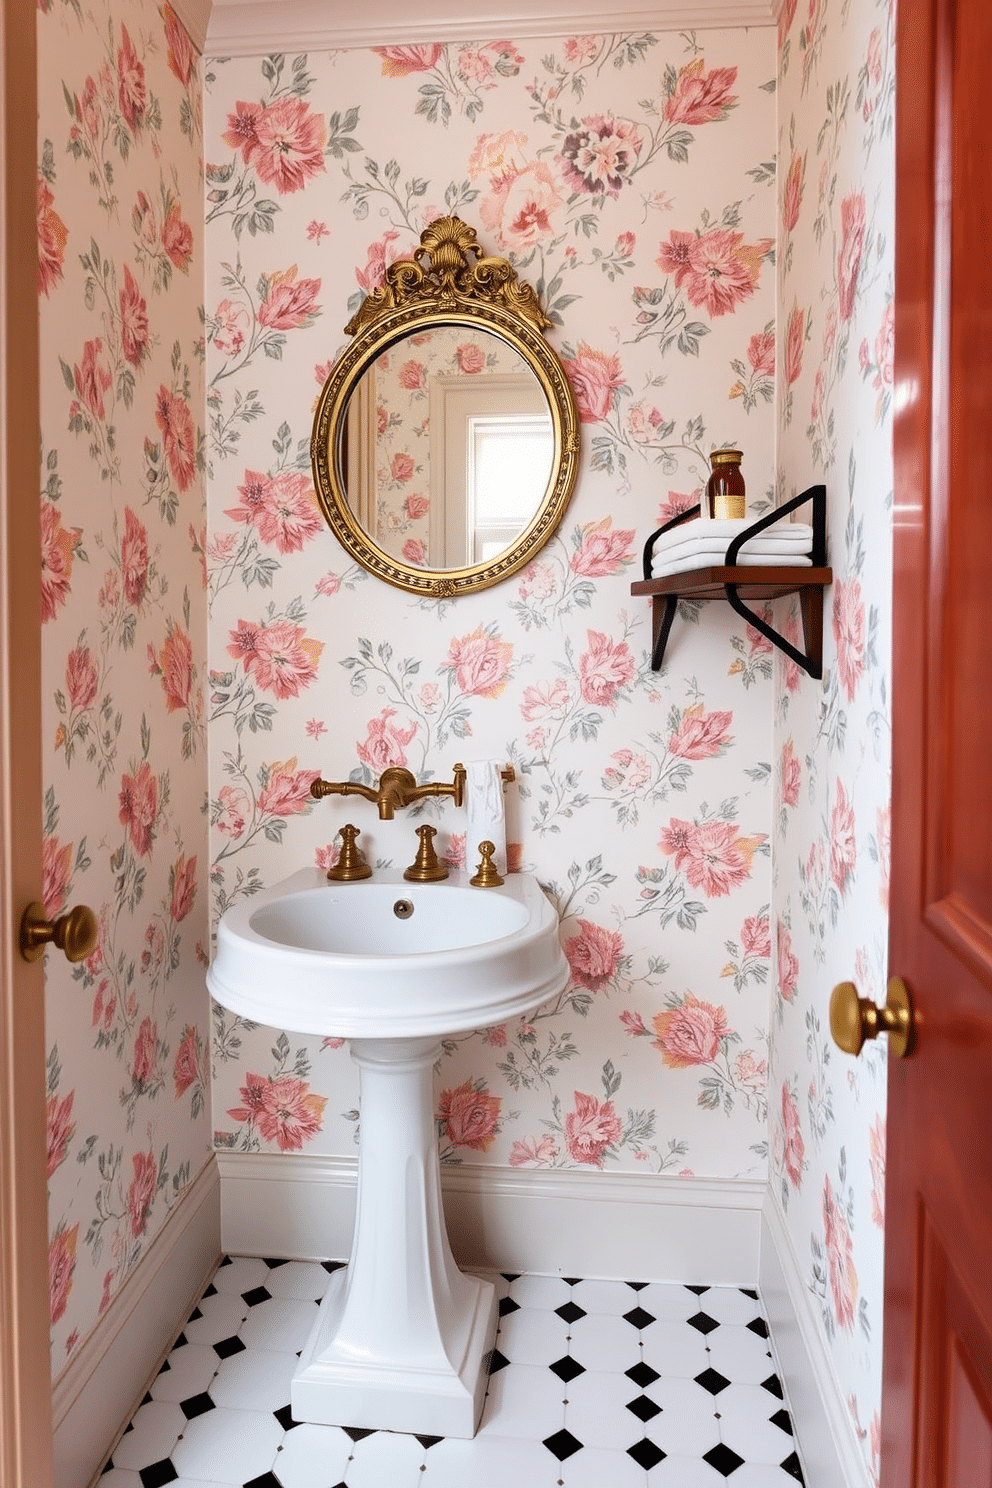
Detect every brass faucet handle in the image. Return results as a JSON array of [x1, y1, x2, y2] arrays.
[[326, 823, 373, 882], [403, 824, 449, 883], [311, 778, 337, 800], [470, 840, 505, 888]]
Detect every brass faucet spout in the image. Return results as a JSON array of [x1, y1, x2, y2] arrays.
[[311, 765, 473, 819]]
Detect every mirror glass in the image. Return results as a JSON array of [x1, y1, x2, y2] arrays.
[[339, 325, 554, 572], [311, 215, 580, 598]]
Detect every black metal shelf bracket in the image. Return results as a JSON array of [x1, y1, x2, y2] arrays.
[[641, 485, 828, 677]]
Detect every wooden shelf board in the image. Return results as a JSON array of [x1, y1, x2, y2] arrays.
[[631, 566, 833, 601]]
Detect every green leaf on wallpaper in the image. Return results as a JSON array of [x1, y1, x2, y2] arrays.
[[677, 324, 709, 357], [697, 1078, 722, 1111], [261, 53, 283, 84], [59, 358, 76, 394], [416, 84, 449, 127], [747, 161, 776, 184], [243, 555, 277, 589], [663, 63, 679, 97], [677, 901, 705, 931], [409, 177, 429, 198], [263, 338, 285, 361], [665, 130, 693, 165], [760, 78, 777, 93], [601, 1061, 621, 1099]]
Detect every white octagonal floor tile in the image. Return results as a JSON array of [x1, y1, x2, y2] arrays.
[[270, 1422, 353, 1488], [111, 1400, 185, 1470], [170, 1405, 283, 1483]]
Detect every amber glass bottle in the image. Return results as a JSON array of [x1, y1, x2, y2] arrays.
[[706, 449, 746, 519]]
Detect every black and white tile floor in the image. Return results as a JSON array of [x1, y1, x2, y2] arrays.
[[100, 1257, 806, 1488]]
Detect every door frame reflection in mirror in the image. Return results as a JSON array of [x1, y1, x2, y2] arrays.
[[311, 216, 581, 598]]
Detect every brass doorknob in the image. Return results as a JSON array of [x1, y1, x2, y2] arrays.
[[20, 901, 98, 964], [829, 975, 916, 1059]]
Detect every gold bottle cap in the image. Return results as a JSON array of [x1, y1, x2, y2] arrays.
[[709, 448, 743, 466]]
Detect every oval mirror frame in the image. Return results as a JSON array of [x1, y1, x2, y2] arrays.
[[311, 216, 581, 598]]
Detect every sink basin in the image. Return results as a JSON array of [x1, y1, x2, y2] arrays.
[[207, 863, 569, 1440], [208, 865, 567, 1040]]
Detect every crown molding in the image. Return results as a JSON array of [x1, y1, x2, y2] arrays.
[[206, 0, 776, 56], [168, 0, 211, 53]]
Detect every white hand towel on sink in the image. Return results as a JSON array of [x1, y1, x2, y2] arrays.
[[465, 761, 507, 876]]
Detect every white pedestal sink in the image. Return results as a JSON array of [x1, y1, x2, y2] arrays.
[[207, 867, 568, 1437]]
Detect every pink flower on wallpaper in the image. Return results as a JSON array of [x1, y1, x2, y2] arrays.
[[664, 59, 738, 126], [456, 343, 486, 374], [42, 835, 72, 917], [163, 3, 195, 86], [570, 521, 636, 577], [437, 1079, 501, 1152], [216, 784, 249, 838], [804, 0, 825, 47], [780, 740, 801, 809], [173, 1024, 203, 1097], [405, 494, 429, 522], [559, 114, 644, 198], [520, 678, 571, 721], [669, 703, 733, 760], [153, 623, 193, 712], [874, 300, 894, 389], [47, 1090, 75, 1178], [778, 0, 798, 42], [564, 918, 624, 990], [357, 709, 418, 772], [822, 1175, 859, 1331], [398, 359, 425, 390], [620, 1009, 648, 1036], [457, 42, 522, 86], [740, 913, 771, 959], [228, 1074, 328, 1151], [127, 1150, 158, 1237], [119, 761, 158, 857], [116, 24, 146, 130], [603, 749, 651, 791], [626, 401, 665, 444], [256, 758, 320, 818], [74, 337, 112, 420], [155, 387, 196, 492], [508, 1135, 559, 1167], [564, 1091, 622, 1167], [869, 1115, 886, 1228], [518, 562, 556, 601], [876, 803, 891, 910], [782, 151, 805, 233], [120, 506, 150, 606], [132, 189, 159, 253], [659, 818, 765, 898], [562, 342, 625, 422], [445, 626, 513, 699], [780, 609, 804, 694], [777, 921, 799, 1003], [161, 195, 193, 271], [563, 35, 599, 65], [402, 539, 426, 567], [658, 228, 770, 317], [734, 1050, 767, 1087], [213, 298, 250, 358], [228, 618, 323, 699], [390, 452, 415, 484], [651, 993, 730, 1068], [657, 489, 701, 524], [479, 160, 564, 252], [837, 192, 866, 321], [374, 43, 443, 75], [829, 779, 857, 897], [578, 629, 635, 709], [747, 328, 776, 378], [65, 643, 98, 710], [355, 230, 401, 293], [780, 1082, 805, 1188], [119, 265, 149, 368], [258, 266, 321, 330], [37, 175, 68, 296], [832, 576, 866, 703], [131, 1017, 158, 1087], [226, 469, 322, 553], [170, 854, 197, 922], [784, 303, 806, 385], [49, 1223, 78, 1325], [250, 98, 327, 194]]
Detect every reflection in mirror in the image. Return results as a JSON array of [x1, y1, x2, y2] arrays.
[[312, 215, 580, 597], [340, 325, 553, 571]]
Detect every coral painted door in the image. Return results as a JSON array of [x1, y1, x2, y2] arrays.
[[883, 0, 992, 1481]]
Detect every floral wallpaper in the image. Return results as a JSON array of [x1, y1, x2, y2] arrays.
[[38, 0, 211, 1374], [770, 0, 895, 1481], [204, 34, 781, 1179]]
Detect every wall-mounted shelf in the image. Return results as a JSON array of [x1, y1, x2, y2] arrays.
[[631, 485, 831, 679]]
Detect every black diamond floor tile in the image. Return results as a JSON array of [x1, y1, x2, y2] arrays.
[[488, 1347, 510, 1374], [543, 1429, 583, 1461], [549, 1354, 586, 1383], [704, 1442, 746, 1475], [687, 1310, 720, 1335], [626, 1360, 661, 1388], [213, 1334, 246, 1358], [344, 1426, 375, 1443], [241, 1285, 271, 1306], [262, 1257, 288, 1269], [695, 1367, 731, 1395], [686, 1284, 710, 1295], [622, 1305, 656, 1330], [562, 1276, 582, 1286], [770, 1407, 794, 1435], [747, 1316, 770, 1338], [740, 1287, 759, 1300], [498, 1295, 520, 1316], [627, 1438, 666, 1470], [781, 1449, 806, 1481], [626, 1394, 662, 1422], [414, 1434, 444, 1450], [138, 1463, 178, 1488], [273, 1403, 299, 1430], [202, 1282, 218, 1298], [555, 1300, 587, 1324], [179, 1391, 215, 1419], [762, 1373, 785, 1397], [321, 1259, 345, 1274], [244, 1475, 282, 1488]]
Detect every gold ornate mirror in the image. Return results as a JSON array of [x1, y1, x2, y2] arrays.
[[311, 216, 581, 597]]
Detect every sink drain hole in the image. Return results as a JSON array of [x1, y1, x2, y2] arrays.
[[393, 898, 415, 920]]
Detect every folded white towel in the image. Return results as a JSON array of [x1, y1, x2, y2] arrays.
[[465, 761, 507, 876], [651, 551, 813, 578], [652, 518, 813, 559]]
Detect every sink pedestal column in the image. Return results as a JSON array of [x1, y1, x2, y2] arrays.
[[291, 1035, 498, 1438]]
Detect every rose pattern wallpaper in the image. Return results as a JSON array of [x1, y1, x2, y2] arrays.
[[772, 0, 894, 1482], [38, 0, 211, 1374]]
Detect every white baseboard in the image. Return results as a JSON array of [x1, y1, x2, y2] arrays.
[[53, 1157, 221, 1488], [759, 1191, 869, 1488], [216, 1150, 765, 1284]]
